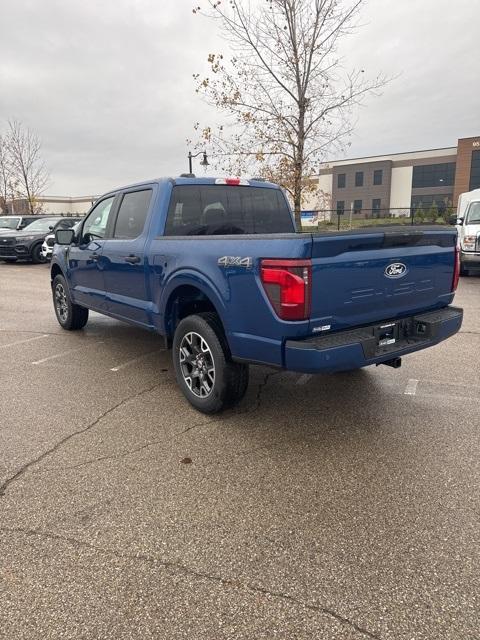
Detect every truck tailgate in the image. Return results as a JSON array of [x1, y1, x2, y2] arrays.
[[309, 227, 457, 332]]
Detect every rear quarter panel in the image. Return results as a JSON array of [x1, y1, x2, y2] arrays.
[[147, 233, 313, 366]]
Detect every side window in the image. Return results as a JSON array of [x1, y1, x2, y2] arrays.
[[82, 197, 115, 240], [113, 190, 152, 240]]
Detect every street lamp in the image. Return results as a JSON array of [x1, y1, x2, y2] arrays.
[[187, 150, 209, 175]]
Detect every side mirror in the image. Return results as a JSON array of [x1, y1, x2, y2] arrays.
[[456, 217, 464, 226], [48, 225, 54, 231], [55, 228, 75, 245]]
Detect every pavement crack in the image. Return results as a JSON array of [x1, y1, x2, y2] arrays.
[[0, 383, 161, 498], [236, 369, 282, 416], [24, 371, 283, 476], [0, 525, 381, 639]]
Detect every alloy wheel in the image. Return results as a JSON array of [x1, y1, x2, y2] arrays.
[[55, 283, 69, 323], [179, 331, 215, 398]]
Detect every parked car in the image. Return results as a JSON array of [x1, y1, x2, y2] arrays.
[[0, 214, 51, 234], [456, 188, 480, 276], [0, 217, 69, 263], [50, 176, 463, 414], [41, 219, 82, 261]]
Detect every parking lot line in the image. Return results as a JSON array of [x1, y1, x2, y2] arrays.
[[110, 349, 165, 372], [404, 378, 419, 395], [296, 374, 313, 385], [0, 334, 49, 349], [31, 341, 104, 365]]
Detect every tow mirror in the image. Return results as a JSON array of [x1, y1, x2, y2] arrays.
[[55, 228, 75, 245], [456, 217, 464, 226]]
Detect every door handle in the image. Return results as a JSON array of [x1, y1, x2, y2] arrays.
[[89, 252, 100, 261], [124, 255, 141, 264]]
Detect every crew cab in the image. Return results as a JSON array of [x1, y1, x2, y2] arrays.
[[50, 176, 463, 413]]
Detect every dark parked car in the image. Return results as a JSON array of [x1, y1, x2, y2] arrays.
[[0, 217, 73, 263]]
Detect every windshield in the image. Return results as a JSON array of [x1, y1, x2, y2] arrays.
[[22, 218, 59, 233], [56, 218, 81, 229], [466, 202, 480, 225], [0, 217, 21, 230]]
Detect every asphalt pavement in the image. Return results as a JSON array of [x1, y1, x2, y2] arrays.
[[0, 262, 479, 640]]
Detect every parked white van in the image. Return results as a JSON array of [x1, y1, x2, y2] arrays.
[[457, 188, 480, 276]]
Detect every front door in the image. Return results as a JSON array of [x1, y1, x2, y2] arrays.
[[102, 188, 154, 325], [68, 195, 117, 310]]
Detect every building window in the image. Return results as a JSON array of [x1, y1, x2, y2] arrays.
[[373, 169, 383, 185], [469, 150, 480, 190], [353, 199, 362, 214], [336, 200, 345, 215], [410, 194, 452, 213], [355, 171, 364, 187], [337, 173, 346, 188], [412, 162, 456, 188], [372, 199, 381, 216]]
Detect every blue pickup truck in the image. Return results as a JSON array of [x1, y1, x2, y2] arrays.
[[51, 176, 462, 413]]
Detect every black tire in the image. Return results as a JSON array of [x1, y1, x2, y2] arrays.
[[31, 243, 47, 264], [172, 312, 249, 414], [52, 274, 89, 330], [460, 264, 469, 277]]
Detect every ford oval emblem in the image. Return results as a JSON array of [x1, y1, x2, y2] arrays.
[[385, 262, 407, 278]]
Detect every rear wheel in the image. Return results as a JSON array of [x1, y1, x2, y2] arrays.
[[52, 274, 89, 330], [173, 312, 249, 414], [460, 264, 470, 276]]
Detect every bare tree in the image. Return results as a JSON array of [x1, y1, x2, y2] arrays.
[[192, 0, 388, 226], [6, 120, 49, 214], [0, 134, 12, 214]]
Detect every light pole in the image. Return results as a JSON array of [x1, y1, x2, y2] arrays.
[[187, 150, 209, 175]]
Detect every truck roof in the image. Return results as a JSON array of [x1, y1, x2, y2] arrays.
[[101, 176, 281, 198]]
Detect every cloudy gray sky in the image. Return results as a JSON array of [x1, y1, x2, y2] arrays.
[[0, 0, 479, 195]]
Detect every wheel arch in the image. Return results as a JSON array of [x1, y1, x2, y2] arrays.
[[162, 278, 228, 341], [50, 262, 64, 283]]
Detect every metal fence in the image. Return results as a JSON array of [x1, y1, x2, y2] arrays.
[[301, 207, 458, 231]]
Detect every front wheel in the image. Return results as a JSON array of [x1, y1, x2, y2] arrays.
[[172, 312, 249, 414], [31, 243, 47, 264], [460, 264, 470, 277], [52, 274, 89, 330]]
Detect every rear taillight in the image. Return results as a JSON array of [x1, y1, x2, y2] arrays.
[[452, 242, 460, 292], [260, 259, 312, 321]]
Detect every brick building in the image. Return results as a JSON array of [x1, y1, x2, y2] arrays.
[[308, 135, 480, 216]]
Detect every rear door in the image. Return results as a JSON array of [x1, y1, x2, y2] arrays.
[[68, 195, 117, 310], [309, 227, 457, 332], [101, 187, 154, 325]]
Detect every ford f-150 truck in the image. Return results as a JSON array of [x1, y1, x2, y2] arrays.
[[51, 176, 462, 413]]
